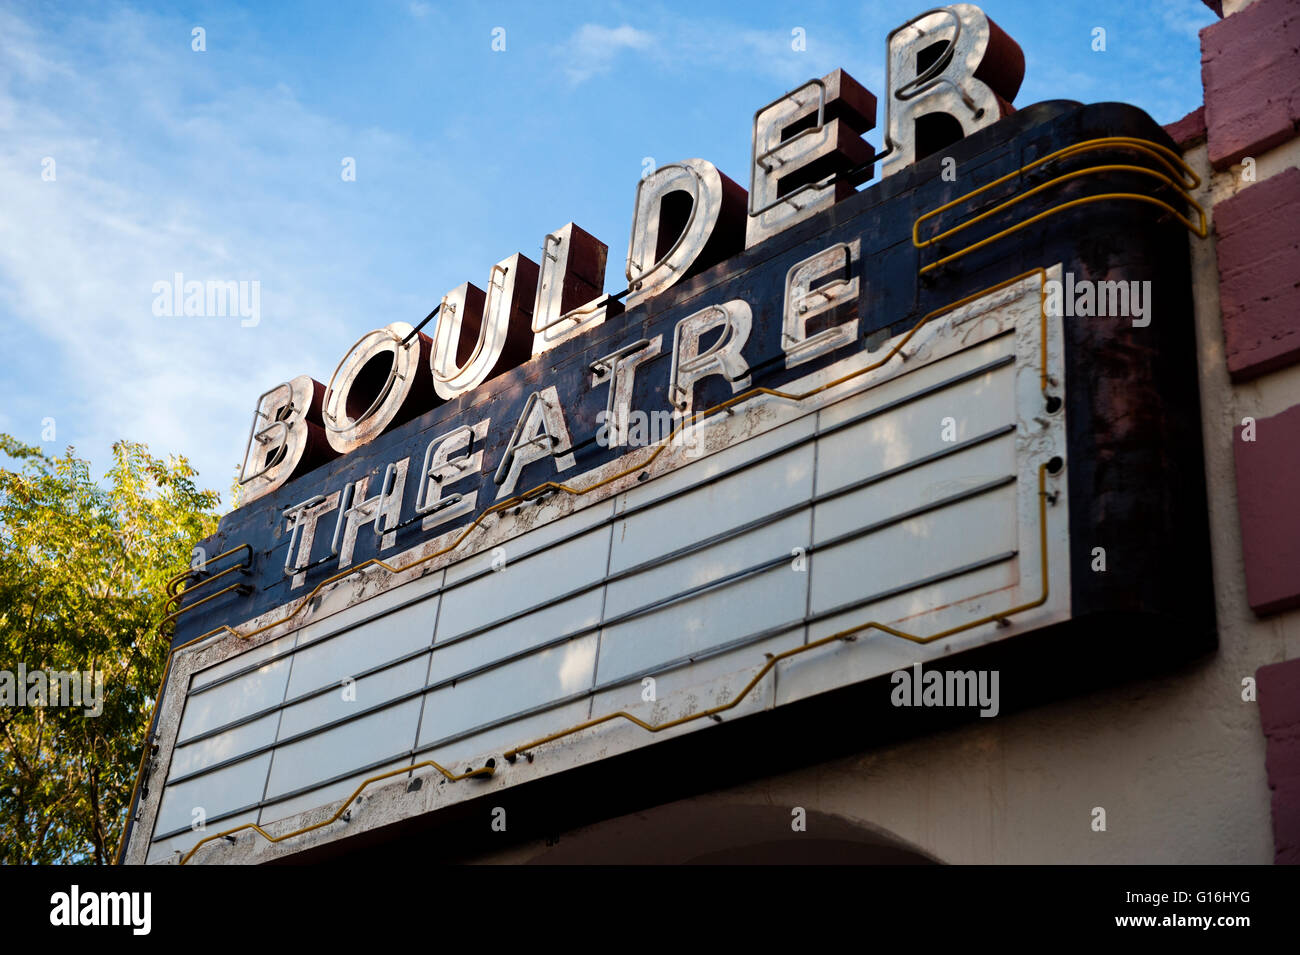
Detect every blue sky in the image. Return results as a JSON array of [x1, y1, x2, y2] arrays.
[[0, 0, 1217, 506]]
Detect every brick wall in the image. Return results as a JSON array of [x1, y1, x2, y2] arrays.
[[1214, 166, 1300, 380], [1201, 0, 1300, 169], [1234, 405, 1300, 615], [1187, 0, 1300, 864], [1258, 660, 1300, 863]]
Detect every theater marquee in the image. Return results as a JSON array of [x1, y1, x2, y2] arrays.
[[120, 4, 1216, 864]]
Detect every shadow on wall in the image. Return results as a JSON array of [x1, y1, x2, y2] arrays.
[[521, 801, 941, 865]]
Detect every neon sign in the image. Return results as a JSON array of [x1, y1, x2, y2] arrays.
[[237, 4, 1025, 517], [125, 2, 1219, 866]]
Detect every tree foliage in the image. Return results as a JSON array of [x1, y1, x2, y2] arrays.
[[0, 435, 220, 863]]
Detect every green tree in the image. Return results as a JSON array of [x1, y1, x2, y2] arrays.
[[0, 435, 220, 863]]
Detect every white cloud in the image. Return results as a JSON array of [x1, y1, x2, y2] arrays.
[[1158, 0, 1213, 40], [558, 15, 862, 91], [0, 6, 443, 504], [562, 24, 655, 84]]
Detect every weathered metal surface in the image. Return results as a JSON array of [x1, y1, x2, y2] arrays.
[[182, 102, 1209, 644], [130, 267, 1071, 863], [879, 3, 1024, 178], [746, 68, 877, 247], [321, 323, 433, 455], [125, 99, 1216, 863]]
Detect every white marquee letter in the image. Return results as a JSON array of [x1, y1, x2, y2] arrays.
[[880, 3, 1024, 179], [431, 255, 537, 400], [494, 386, 576, 498], [416, 419, 489, 531], [783, 240, 860, 367], [239, 376, 335, 506], [747, 69, 876, 248], [531, 223, 617, 356], [626, 159, 746, 310], [336, 458, 409, 568], [324, 322, 432, 454], [669, 300, 752, 419], [591, 336, 662, 447]]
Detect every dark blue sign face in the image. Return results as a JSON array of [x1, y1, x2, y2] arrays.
[[172, 101, 1215, 657]]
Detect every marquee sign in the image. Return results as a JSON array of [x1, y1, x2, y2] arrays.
[[120, 5, 1216, 864]]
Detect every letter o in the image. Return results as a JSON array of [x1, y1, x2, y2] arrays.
[[323, 322, 433, 454]]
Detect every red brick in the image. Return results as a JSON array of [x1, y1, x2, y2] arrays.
[[1228, 299, 1300, 379], [1201, 0, 1300, 169], [1215, 167, 1300, 379], [1275, 785, 1300, 864], [1164, 106, 1207, 149], [1234, 404, 1300, 615], [1216, 166, 1300, 232], [1259, 659, 1300, 732], [1265, 732, 1300, 791], [1258, 659, 1300, 863], [1219, 247, 1300, 308]]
